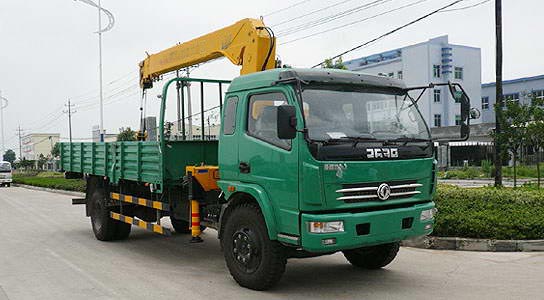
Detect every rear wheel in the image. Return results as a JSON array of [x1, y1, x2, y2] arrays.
[[6, 183, 10, 187], [221, 203, 286, 291], [342, 242, 400, 269], [90, 189, 131, 241]]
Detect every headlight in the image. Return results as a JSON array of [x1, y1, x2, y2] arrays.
[[420, 208, 437, 221], [308, 221, 344, 233]]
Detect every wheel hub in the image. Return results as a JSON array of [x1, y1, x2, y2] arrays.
[[232, 228, 260, 272]]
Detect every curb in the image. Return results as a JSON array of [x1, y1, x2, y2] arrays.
[[402, 236, 544, 252], [13, 184, 85, 197]]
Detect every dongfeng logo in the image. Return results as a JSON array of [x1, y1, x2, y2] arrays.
[[377, 183, 391, 201], [366, 148, 399, 159]]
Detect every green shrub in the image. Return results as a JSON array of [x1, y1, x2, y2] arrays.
[[433, 184, 544, 240], [13, 174, 85, 192]]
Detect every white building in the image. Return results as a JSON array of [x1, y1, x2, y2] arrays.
[[21, 133, 60, 160], [345, 35, 482, 128], [481, 74, 544, 123]]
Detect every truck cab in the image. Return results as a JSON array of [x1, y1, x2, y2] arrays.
[[218, 68, 439, 253], [0, 161, 13, 187]]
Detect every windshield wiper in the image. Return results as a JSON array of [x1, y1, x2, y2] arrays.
[[384, 137, 431, 146], [317, 136, 379, 146]]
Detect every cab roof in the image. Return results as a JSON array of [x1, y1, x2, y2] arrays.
[[227, 68, 407, 93]]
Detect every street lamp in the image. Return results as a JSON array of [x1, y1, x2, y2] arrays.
[[0, 90, 8, 155], [74, 0, 115, 142]]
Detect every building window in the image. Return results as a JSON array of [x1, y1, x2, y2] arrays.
[[455, 115, 462, 126], [454, 67, 464, 80], [482, 96, 489, 110], [397, 71, 403, 79], [503, 93, 520, 106], [434, 114, 442, 127], [433, 89, 441, 103], [388, 72, 394, 78], [433, 65, 441, 78], [532, 90, 544, 104]]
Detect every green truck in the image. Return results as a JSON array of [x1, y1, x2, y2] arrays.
[[61, 68, 474, 290]]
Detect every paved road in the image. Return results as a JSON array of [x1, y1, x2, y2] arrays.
[[1, 187, 543, 300]]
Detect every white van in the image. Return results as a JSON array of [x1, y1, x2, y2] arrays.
[[0, 161, 12, 187]]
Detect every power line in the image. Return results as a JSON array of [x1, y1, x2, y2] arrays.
[[277, 0, 393, 37], [271, 0, 356, 27], [281, 0, 429, 44], [440, 0, 489, 12], [311, 0, 465, 67], [263, 0, 313, 17]]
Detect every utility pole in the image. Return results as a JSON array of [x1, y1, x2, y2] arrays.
[[494, 0, 503, 187], [74, 0, 115, 142], [16, 126, 24, 160], [64, 100, 76, 143], [0, 90, 8, 154], [98, 0, 104, 142]]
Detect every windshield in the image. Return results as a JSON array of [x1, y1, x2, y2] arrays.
[[0, 162, 11, 172], [301, 87, 430, 142]]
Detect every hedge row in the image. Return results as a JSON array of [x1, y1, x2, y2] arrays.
[[433, 185, 544, 240], [13, 174, 86, 192]]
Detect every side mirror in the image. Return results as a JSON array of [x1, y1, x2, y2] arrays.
[[277, 105, 297, 139], [448, 83, 471, 140]]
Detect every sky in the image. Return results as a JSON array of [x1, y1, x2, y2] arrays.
[[0, 0, 542, 153]]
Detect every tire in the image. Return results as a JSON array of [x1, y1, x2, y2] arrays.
[[170, 216, 206, 234], [342, 242, 400, 269], [6, 183, 10, 187], [89, 189, 131, 241], [221, 203, 286, 291], [170, 216, 191, 234]]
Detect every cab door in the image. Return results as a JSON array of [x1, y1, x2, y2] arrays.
[[237, 88, 300, 235]]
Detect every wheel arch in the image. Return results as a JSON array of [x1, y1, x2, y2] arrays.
[[217, 182, 278, 241]]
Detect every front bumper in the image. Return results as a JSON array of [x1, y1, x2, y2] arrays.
[[0, 178, 12, 183], [300, 201, 435, 252]]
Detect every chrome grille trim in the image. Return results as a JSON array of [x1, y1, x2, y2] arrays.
[[336, 181, 422, 201], [336, 187, 378, 193], [337, 195, 378, 201], [390, 191, 421, 197], [390, 183, 422, 189]]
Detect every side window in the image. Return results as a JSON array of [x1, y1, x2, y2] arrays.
[[247, 92, 291, 150], [223, 96, 238, 135]]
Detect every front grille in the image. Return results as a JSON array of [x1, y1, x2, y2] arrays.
[[336, 180, 421, 203]]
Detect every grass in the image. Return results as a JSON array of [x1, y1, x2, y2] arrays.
[[13, 172, 85, 192], [433, 184, 544, 240], [438, 164, 543, 180]]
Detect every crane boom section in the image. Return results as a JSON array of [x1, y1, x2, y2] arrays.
[[139, 18, 276, 88]]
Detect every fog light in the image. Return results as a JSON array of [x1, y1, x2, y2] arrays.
[[308, 221, 344, 233], [420, 208, 437, 221], [424, 224, 433, 230], [322, 238, 337, 245]]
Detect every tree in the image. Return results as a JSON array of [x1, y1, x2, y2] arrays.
[[37, 154, 47, 170], [526, 97, 544, 188], [3, 149, 16, 163], [495, 100, 531, 187], [117, 127, 137, 141], [321, 56, 347, 70], [51, 142, 60, 158]]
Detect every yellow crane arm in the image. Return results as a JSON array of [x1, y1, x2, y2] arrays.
[[139, 18, 276, 88]]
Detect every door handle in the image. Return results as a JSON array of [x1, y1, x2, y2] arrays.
[[239, 162, 251, 174]]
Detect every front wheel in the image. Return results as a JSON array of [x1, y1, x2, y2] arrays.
[[342, 242, 400, 269], [221, 203, 286, 291]]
